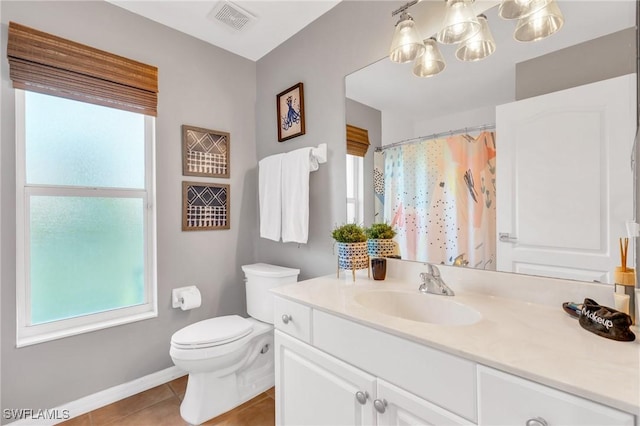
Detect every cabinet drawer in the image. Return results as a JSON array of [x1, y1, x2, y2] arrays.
[[478, 366, 634, 426], [274, 297, 312, 343]]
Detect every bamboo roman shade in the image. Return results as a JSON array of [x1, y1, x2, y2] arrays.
[[346, 124, 370, 157], [7, 22, 158, 116]]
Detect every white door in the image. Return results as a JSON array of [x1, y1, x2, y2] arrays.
[[275, 331, 376, 426], [496, 74, 636, 282], [376, 379, 471, 426]]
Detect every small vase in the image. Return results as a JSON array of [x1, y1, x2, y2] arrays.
[[371, 258, 387, 280]]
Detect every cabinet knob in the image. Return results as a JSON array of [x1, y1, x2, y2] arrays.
[[281, 314, 292, 324], [526, 417, 548, 426], [355, 391, 368, 405], [373, 399, 387, 414]]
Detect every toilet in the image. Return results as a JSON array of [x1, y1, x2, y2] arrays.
[[169, 263, 299, 425]]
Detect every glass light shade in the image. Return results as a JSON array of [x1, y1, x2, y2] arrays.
[[514, 0, 564, 42], [389, 12, 426, 63], [499, 0, 551, 20], [455, 15, 496, 62], [412, 39, 446, 78], [436, 0, 481, 45]]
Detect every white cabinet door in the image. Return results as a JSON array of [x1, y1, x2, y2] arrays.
[[376, 379, 473, 426], [478, 366, 634, 426], [275, 330, 376, 426], [496, 74, 636, 282]]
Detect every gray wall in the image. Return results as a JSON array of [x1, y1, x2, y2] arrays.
[[1, 1, 257, 413], [255, 1, 397, 280], [346, 98, 382, 226], [516, 28, 636, 100]]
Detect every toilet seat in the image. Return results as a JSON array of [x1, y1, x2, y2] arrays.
[[171, 315, 253, 350]]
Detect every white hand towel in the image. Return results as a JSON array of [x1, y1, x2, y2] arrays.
[[281, 147, 319, 244], [259, 153, 285, 241]]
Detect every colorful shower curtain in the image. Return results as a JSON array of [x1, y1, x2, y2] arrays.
[[384, 131, 496, 269]]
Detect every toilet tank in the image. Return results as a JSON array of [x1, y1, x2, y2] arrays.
[[242, 263, 300, 324]]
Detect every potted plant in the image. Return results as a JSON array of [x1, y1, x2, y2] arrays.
[[365, 223, 397, 258], [331, 223, 369, 280]]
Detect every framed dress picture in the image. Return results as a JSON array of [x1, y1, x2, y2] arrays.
[[277, 82, 305, 142]]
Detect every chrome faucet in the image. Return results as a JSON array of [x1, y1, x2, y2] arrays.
[[419, 264, 455, 296]]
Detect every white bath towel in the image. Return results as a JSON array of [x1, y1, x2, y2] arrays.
[[281, 147, 319, 244], [259, 153, 285, 241]]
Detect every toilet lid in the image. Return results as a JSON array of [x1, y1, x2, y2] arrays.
[[171, 315, 253, 349]]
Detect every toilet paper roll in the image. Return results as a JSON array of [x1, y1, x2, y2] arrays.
[[180, 287, 202, 311]]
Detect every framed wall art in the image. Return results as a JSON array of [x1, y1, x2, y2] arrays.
[[182, 125, 230, 178], [277, 82, 305, 142], [182, 181, 230, 231]]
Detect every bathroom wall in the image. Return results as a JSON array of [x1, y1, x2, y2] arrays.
[[516, 28, 636, 100], [345, 98, 382, 225], [254, 2, 638, 283], [255, 1, 398, 280], [1, 0, 257, 414]]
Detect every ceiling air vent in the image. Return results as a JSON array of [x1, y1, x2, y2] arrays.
[[208, 1, 257, 33]]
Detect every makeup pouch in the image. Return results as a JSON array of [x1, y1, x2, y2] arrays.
[[578, 298, 635, 342]]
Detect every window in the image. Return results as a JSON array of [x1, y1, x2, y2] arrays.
[[16, 90, 157, 346], [345, 124, 370, 224], [346, 154, 364, 224]]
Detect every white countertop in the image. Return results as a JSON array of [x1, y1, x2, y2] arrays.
[[272, 273, 640, 416]]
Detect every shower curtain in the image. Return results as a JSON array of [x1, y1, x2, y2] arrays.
[[383, 131, 496, 269]]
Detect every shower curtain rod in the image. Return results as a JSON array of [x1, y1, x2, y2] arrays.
[[375, 123, 495, 152]]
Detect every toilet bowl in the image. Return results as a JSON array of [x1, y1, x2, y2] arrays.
[[169, 263, 299, 425]]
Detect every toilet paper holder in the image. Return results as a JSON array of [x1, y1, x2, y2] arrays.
[[172, 286, 200, 309]]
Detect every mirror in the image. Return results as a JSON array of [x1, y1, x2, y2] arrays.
[[345, 1, 637, 283]]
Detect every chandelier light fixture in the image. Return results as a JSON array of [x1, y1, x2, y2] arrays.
[[513, 0, 564, 42], [412, 38, 446, 77], [455, 14, 496, 62], [498, 0, 551, 20], [437, 0, 481, 45], [388, 0, 564, 78], [389, 1, 426, 63]]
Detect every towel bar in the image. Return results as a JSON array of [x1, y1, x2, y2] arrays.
[[311, 143, 327, 164]]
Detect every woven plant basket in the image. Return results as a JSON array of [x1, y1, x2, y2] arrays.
[[336, 242, 369, 281], [367, 239, 396, 258]]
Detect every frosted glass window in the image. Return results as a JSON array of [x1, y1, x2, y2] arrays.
[[16, 89, 156, 347], [30, 196, 145, 325], [25, 91, 145, 188]]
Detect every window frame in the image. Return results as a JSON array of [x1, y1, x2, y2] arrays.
[[15, 90, 157, 347]]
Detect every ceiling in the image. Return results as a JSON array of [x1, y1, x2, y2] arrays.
[[346, 1, 636, 124], [106, 0, 341, 61]]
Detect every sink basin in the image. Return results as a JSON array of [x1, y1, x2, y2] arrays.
[[354, 290, 481, 326]]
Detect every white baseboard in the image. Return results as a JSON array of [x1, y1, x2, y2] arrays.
[[6, 366, 186, 425]]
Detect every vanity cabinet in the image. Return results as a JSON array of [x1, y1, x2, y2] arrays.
[[478, 366, 635, 426], [274, 296, 636, 426], [376, 379, 470, 425], [275, 331, 470, 426], [276, 331, 375, 425], [275, 296, 475, 425]]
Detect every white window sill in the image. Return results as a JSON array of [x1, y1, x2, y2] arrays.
[[16, 309, 158, 348]]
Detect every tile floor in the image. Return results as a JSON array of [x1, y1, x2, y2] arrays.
[[59, 376, 275, 426]]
